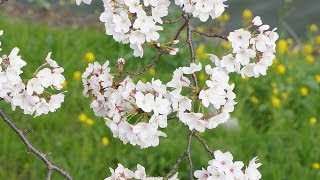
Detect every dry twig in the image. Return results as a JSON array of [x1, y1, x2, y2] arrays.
[[0, 108, 72, 180]]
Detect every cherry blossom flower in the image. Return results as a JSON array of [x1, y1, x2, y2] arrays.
[[83, 60, 171, 148], [76, 0, 92, 5], [212, 16, 278, 78], [0, 43, 65, 117], [195, 150, 262, 180], [105, 163, 179, 180]]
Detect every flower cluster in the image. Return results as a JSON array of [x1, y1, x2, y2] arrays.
[[167, 63, 236, 132], [82, 60, 171, 148], [174, 0, 228, 22], [82, 59, 237, 146], [194, 150, 262, 180], [0, 46, 65, 116], [211, 16, 279, 78], [105, 163, 179, 180], [98, 0, 171, 57], [77, 0, 227, 57]]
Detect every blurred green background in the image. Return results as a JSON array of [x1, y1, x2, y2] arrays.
[[0, 0, 320, 179]]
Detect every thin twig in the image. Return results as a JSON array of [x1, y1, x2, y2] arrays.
[[193, 133, 214, 157], [179, 40, 188, 49], [184, 14, 198, 88], [125, 52, 164, 77], [163, 15, 184, 24], [193, 29, 228, 41], [186, 130, 194, 180], [125, 21, 188, 78], [47, 169, 53, 180], [163, 151, 187, 179], [0, 108, 73, 180], [169, 21, 188, 46]]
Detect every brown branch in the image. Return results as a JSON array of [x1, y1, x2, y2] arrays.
[[125, 52, 164, 77], [168, 21, 188, 46], [163, 129, 195, 180], [186, 130, 194, 180], [0, 108, 73, 180], [193, 29, 228, 41], [163, 151, 187, 179], [163, 15, 184, 24], [184, 14, 198, 88], [193, 133, 215, 157], [125, 21, 188, 78]]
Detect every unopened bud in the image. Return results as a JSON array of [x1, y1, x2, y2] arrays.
[[117, 58, 125, 65], [169, 48, 179, 55], [117, 58, 125, 72], [172, 40, 179, 45]]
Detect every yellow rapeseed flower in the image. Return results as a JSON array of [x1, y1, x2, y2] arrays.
[[102, 137, 110, 146], [316, 35, 320, 45], [277, 40, 289, 54], [303, 44, 313, 55], [196, 26, 205, 32], [314, 75, 320, 83], [305, 55, 315, 64], [271, 96, 281, 108], [272, 58, 279, 67], [247, 86, 254, 94], [85, 118, 94, 125], [276, 64, 286, 75], [272, 88, 279, 96], [221, 41, 232, 49], [281, 92, 288, 100], [271, 82, 277, 88], [85, 52, 95, 64], [242, 9, 253, 22], [73, 71, 82, 81], [300, 87, 309, 96], [198, 73, 206, 82], [309, 24, 318, 32], [61, 81, 68, 89], [78, 113, 88, 123], [148, 67, 156, 76], [312, 162, 320, 169], [140, 77, 147, 83], [250, 96, 260, 105], [309, 117, 317, 126], [196, 44, 208, 60], [218, 13, 230, 25], [286, 38, 293, 45]]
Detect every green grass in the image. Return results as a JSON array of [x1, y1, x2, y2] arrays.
[[1, 13, 320, 179]]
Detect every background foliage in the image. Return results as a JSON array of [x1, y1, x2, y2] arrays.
[[0, 0, 320, 179]]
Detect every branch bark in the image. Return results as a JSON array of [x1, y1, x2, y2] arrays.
[[184, 14, 198, 88], [0, 108, 73, 180], [193, 29, 228, 41], [125, 21, 188, 78], [193, 133, 215, 157], [186, 130, 194, 180]]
